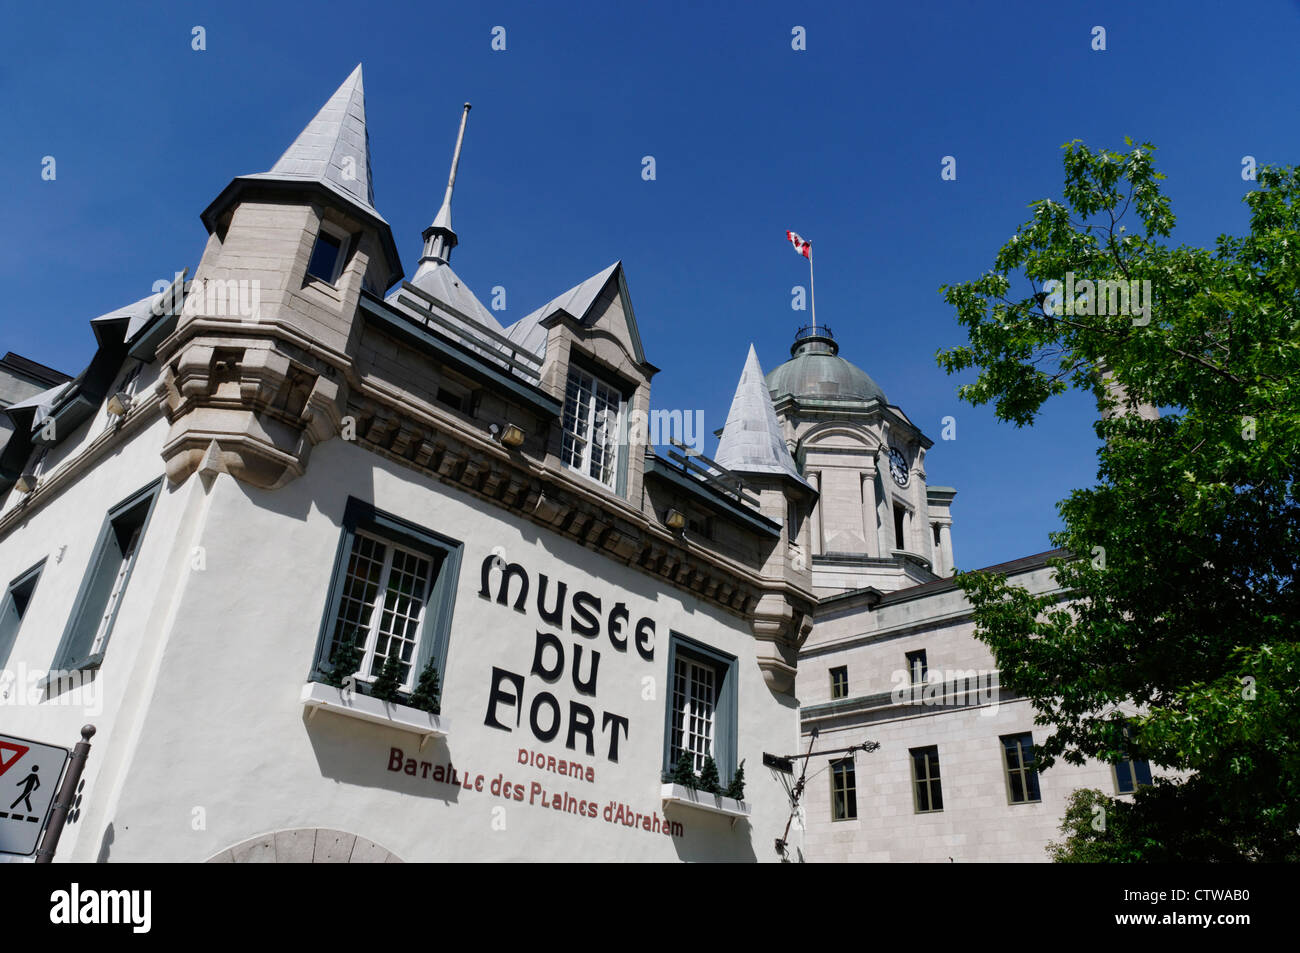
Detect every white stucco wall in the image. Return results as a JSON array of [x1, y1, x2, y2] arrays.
[[0, 403, 194, 863], [83, 437, 799, 862]]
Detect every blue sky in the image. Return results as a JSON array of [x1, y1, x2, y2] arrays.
[[2, 1, 1298, 570]]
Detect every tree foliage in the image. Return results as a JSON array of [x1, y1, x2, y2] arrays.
[[938, 140, 1300, 861]]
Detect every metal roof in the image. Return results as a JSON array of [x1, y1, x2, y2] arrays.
[[238, 64, 382, 221], [503, 261, 621, 359], [714, 344, 808, 486], [766, 329, 888, 405]]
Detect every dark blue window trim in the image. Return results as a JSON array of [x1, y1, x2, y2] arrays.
[[0, 559, 46, 672], [52, 478, 163, 673], [661, 632, 739, 785], [310, 496, 464, 698]]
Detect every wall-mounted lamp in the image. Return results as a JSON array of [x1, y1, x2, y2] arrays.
[[15, 470, 37, 494], [665, 508, 686, 531], [490, 422, 526, 448], [106, 391, 133, 417]]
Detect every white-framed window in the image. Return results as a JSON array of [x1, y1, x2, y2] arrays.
[[670, 655, 717, 773], [328, 530, 438, 692], [561, 366, 621, 490], [307, 221, 351, 286]]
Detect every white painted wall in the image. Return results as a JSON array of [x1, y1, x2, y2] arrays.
[[69, 437, 799, 862]]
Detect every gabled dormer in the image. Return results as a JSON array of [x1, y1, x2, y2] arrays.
[[505, 262, 659, 505]]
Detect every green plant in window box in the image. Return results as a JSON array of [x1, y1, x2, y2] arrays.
[[670, 750, 698, 790], [370, 652, 405, 703], [408, 658, 442, 715], [320, 636, 362, 689], [724, 759, 746, 802], [698, 755, 723, 796]]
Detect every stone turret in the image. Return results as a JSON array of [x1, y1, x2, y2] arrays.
[[715, 344, 817, 693], [160, 66, 400, 488]]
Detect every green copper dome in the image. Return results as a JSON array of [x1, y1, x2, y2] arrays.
[[765, 327, 888, 404]]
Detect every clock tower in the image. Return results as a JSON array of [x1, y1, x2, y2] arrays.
[[763, 325, 956, 596]]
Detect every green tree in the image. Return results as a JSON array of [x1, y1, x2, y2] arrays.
[[671, 749, 698, 790], [724, 759, 746, 802], [698, 754, 722, 796], [938, 140, 1300, 861], [321, 635, 362, 689], [408, 658, 442, 715], [370, 651, 405, 703]]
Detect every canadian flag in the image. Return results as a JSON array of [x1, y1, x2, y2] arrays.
[[786, 230, 811, 259]]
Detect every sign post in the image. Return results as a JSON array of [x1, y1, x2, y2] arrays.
[[0, 730, 71, 858], [34, 725, 96, 863]]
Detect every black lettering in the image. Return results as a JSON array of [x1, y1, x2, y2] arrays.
[[570, 590, 601, 638], [635, 617, 655, 661], [479, 558, 529, 611], [536, 574, 567, 626], [484, 667, 525, 731], [566, 701, 596, 756], [602, 711, 630, 762], [608, 602, 629, 651], [530, 692, 561, 742], [571, 644, 600, 695], [530, 630, 565, 682]]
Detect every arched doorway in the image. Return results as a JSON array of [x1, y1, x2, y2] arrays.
[[206, 828, 403, 862]]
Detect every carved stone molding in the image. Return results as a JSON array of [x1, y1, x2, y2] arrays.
[[160, 341, 346, 489]]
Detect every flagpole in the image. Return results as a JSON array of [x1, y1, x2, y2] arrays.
[[809, 253, 817, 333]]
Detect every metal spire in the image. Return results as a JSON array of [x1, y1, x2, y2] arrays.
[[421, 103, 472, 266]]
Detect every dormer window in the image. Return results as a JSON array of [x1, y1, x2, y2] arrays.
[[307, 222, 350, 285], [561, 367, 622, 490]]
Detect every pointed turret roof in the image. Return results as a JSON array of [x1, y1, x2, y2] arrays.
[[241, 64, 379, 217], [715, 344, 808, 486], [201, 65, 402, 289]]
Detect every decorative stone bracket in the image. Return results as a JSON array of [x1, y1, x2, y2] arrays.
[[159, 342, 347, 489], [751, 593, 814, 695]]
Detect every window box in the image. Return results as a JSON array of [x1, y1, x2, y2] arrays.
[[660, 783, 751, 825], [300, 681, 449, 750]]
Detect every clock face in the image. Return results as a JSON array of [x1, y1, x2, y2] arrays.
[[888, 446, 909, 487]]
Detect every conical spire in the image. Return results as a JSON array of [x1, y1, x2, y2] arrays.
[[248, 64, 378, 215], [420, 103, 472, 267], [715, 344, 807, 485]]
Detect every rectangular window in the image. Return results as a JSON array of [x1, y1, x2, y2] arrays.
[[831, 758, 857, 821], [307, 223, 349, 285], [1002, 732, 1042, 804], [906, 649, 928, 684], [53, 480, 162, 672], [0, 561, 44, 673], [561, 367, 622, 490], [1114, 723, 1153, 794], [893, 504, 906, 550], [664, 635, 737, 785], [829, 665, 848, 699], [313, 498, 463, 699], [911, 745, 943, 813]]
